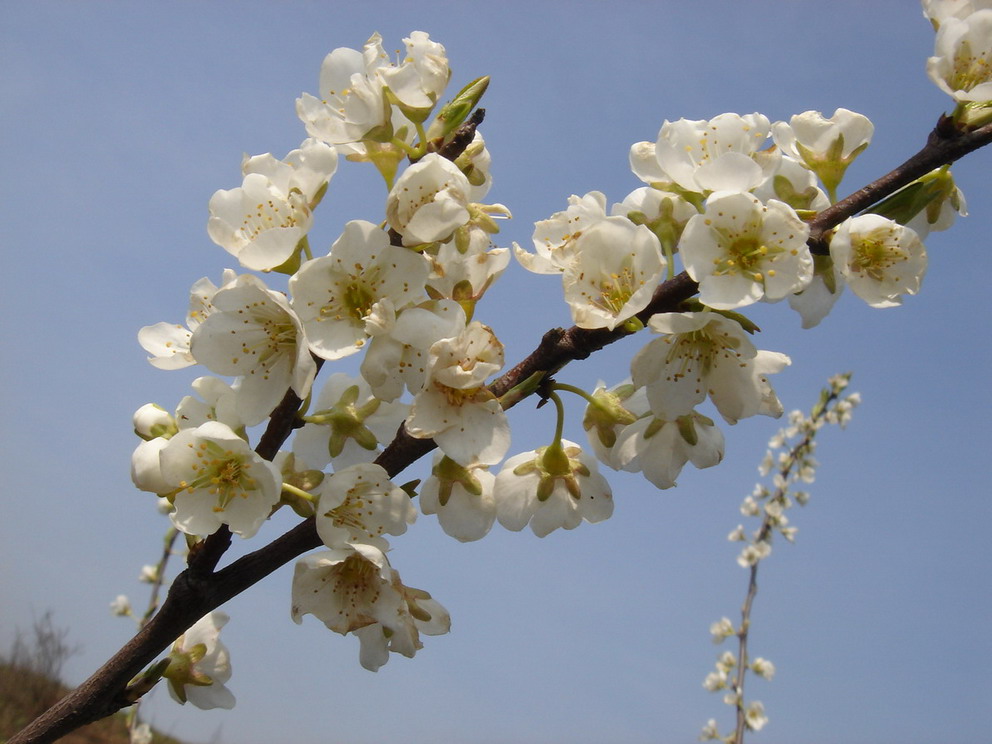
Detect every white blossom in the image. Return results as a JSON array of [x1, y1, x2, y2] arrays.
[[631, 113, 776, 195], [175, 376, 247, 432], [292, 372, 409, 470], [514, 191, 609, 274], [314, 463, 417, 550], [771, 109, 873, 196], [562, 217, 667, 329], [360, 299, 466, 402], [927, 9, 992, 103], [131, 437, 172, 495], [110, 595, 132, 617], [750, 657, 776, 680], [787, 255, 845, 329], [709, 617, 735, 642], [427, 227, 510, 305], [703, 669, 728, 691], [165, 612, 235, 710], [190, 274, 316, 424], [132, 403, 176, 441], [378, 31, 450, 114], [829, 214, 927, 308], [207, 139, 338, 272], [158, 421, 282, 539], [752, 155, 830, 214], [611, 186, 699, 255], [631, 312, 789, 424], [386, 154, 472, 246], [923, 0, 992, 27], [405, 321, 510, 466], [494, 440, 613, 537], [296, 32, 448, 150], [419, 452, 496, 542], [612, 411, 724, 489], [290, 220, 430, 360], [737, 541, 772, 567], [679, 191, 812, 310], [138, 271, 236, 370], [291, 545, 450, 671], [582, 381, 648, 468], [744, 701, 768, 731]]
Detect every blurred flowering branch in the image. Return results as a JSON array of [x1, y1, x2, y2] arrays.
[[702, 374, 861, 743]]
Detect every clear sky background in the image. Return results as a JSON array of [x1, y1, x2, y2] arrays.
[[2, 2, 990, 743]]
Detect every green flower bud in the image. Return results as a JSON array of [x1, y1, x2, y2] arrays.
[[428, 76, 490, 140]]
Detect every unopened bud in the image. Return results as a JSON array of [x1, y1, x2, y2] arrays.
[[427, 76, 490, 140]]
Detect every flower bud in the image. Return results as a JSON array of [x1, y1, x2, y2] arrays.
[[427, 76, 490, 140], [133, 403, 177, 441]]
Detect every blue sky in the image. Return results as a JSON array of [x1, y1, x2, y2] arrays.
[[2, 2, 990, 743]]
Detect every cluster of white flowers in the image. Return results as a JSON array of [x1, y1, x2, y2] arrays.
[[121, 3, 977, 712]]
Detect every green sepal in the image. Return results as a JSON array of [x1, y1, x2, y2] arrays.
[[772, 174, 822, 211], [309, 179, 329, 210], [621, 316, 645, 333], [675, 414, 698, 446], [953, 99, 992, 129], [680, 300, 761, 334], [431, 456, 482, 507], [363, 142, 408, 190], [813, 253, 838, 294], [536, 475, 555, 502], [582, 383, 639, 448], [711, 309, 760, 334], [383, 86, 435, 125], [268, 236, 306, 276]]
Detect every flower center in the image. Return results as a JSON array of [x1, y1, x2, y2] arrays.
[[711, 232, 780, 283], [951, 39, 992, 94], [663, 326, 743, 380], [326, 489, 375, 535], [180, 441, 257, 512], [432, 380, 489, 408], [329, 553, 383, 627], [239, 193, 306, 241], [591, 266, 638, 315], [849, 234, 907, 282], [239, 303, 298, 379]]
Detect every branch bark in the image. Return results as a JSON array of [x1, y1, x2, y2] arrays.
[[10, 116, 992, 744]]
